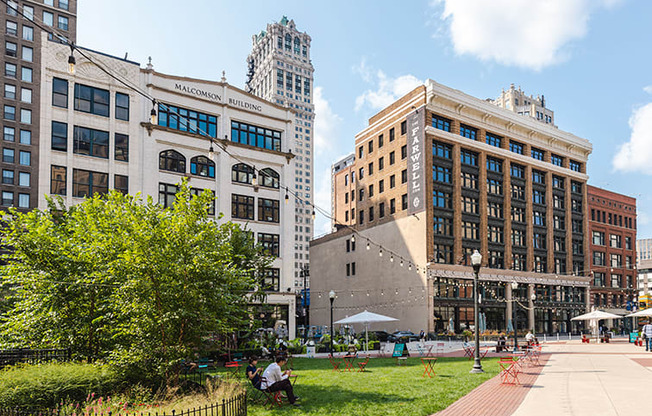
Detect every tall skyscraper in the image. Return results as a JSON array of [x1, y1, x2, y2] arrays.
[[247, 16, 314, 290], [1, 0, 77, 212]]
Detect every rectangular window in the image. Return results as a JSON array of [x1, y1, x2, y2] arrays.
[[22, 26, 33, 41], [74, 83, 109, 117], [572, 219, 582, 233], [401, 169, 407, 184], [5, 21, 17, 36], [571, 198, 582, 213], [115, 133, 128, 161], [115, 92, 129, 121], [18, 150, 29, 165], [73, 126, 109, 158], [533, 211, 546, 226], [433, 216, 453, 236], [358, 146, 363, 159], [433, 244, 453, 264], [258, 233, 280, 257], [390, 174, 395, 188], [510, 163, 524, 178], [52, 78, 68, 108], [59, 0, 69, 10], [73, 169, 108, 197], [488, 226, 504, 244], [389, 151, 395, 165], [3, 148, 14, 163], [488, 250, 504, 269], [553, 194, 565, 209], [462, 221, 479, 239], [20, 87, 31, 103], [485, 132, 502, 147], [3, 126, 14, 142], [379, 203, 385, 218], [4, 84, 16, 99], [461, 196, 478, 214], [390, 198, 396, 214], [378, 157, 384, 171], [533, 189, 545, 204], [158, 183, 178, 208], [487, 178, 503, 195], [230, 120, 280, 151], [460, 149, 478, 166], [433, 165, 452, 183], [460, 124, 477, 140], [6, 1, 17, 16], [461, 171, 478, 189], [378, 134, 384, 148], [486, 157, 502, 173], [401, 120, 407, 135], [531, 147, 544, 160], [389, 127, 395, 142], [5, 41, 17, 57], [18, 171, 29, 187], [18, 129, 28, 144], [433, 141, 452, 159], [261, 268, 280, 291], [433, 190, 452, 208], [51, 121, 67, 151], [511, 206, 525, 222], [231, 194, 254, 220], [552, 175, 565, 189], [258, 198, 280, 223], [23, 6, 33, 20], [569, 160, 581, 172], [2, 169, 13, 184], [532, 169, 546, 184], [5, 63, 16, 78], [21, 67, 32, 83], [114, 175, 128, 194], [401, 145, 407, 159], [43, 11, 54, 26], [379, 179, 384, 193], [432, 114, 451, 132], [4, 105, 15, 120], [571, 181, 582, 194], [593, 251, 605, 266], [368, 139, 373, 153], [513, 253, 526, 271], [22, 46, 32, 62], [512, 229, 525, 246], [610, 234, 622, 249], [488, 201, 503, 218], [20, 108, 31, 124], [551, 154, 564, 166], [533, 233, 546, 250], [509, 141, 524, 154], [402, 194, 408, 210], [1, 191, 12, 206]]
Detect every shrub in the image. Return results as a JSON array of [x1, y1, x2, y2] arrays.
[[0, 362, 120, 408]]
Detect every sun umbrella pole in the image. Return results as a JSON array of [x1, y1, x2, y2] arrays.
[[365, 322, 369, 354]]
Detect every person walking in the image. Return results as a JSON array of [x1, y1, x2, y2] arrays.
[[643, 321, 652, 352]]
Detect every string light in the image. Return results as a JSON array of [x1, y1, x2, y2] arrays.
[[285, 190, 289, 204], [150, 100, 157, 124], [251, 168, 257, 186], [366, 241, 370, 250], [379, 248, 383, 257], [67, 44, 76, 74], [400, 260, 404, 267], [390, 255, 394, 263], [207, 141, 215, 161], [351, 234, 355, 243]]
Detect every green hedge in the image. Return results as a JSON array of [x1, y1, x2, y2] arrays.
[[0, 363, 120, 408]]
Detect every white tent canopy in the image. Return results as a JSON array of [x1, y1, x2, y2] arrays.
[[335, 310, 399, 353], [571, 310, 622, 340]]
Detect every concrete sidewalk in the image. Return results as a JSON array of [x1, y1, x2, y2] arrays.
[[511, 339, 652, 416]]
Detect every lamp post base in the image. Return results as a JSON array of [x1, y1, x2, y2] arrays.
[[470, 359, 484, 374]]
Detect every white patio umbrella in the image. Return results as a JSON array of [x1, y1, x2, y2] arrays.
[[335, 310, 399, 353], [571, 310, 622, 341], [626, 309, 652, 318]]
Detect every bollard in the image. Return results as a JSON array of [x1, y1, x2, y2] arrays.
[[557, 333, 559, 341], [544, 334, 547, 342], [569, 333, 572, 340]]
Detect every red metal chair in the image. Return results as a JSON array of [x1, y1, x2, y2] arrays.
[[357, 355, 370, 372], [259, 377, 284, 408], [328, 354, 342, 372], [499, 358, 520, 385]]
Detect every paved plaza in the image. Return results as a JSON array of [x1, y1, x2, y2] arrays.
[[435, 338, 652, 416]]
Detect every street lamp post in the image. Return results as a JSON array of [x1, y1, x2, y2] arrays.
[[511, 282, 519, 352], [470, 250, 484, 374], [329, 290, 336, 356], [301, 267, 310, 344]]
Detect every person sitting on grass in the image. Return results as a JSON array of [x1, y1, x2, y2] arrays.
[[246, 356, 263, 389], [261, 356, 300, 406]]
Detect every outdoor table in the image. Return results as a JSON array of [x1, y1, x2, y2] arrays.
[[342, 354, 357, 372], [421, 357, 437, 378]]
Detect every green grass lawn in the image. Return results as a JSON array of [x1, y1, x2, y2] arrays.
[[220, 356, 499, 416]]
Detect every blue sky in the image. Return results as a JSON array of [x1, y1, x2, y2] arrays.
[[79, 0, 652, 238]]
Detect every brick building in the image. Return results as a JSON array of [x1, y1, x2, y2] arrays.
[[1, 0, 76, 211], [587, 186, 637, 317], [312, 80, 592, 335]]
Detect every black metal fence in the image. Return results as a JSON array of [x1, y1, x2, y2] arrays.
[[0, 394, 247, 416], [0, 348, 71, 368]]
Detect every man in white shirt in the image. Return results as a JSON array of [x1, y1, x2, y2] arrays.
[[261, 356, 299, 405], [642, 321, 652, 351]]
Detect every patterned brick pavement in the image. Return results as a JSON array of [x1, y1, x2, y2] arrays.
[[432, 354, 550, 416]]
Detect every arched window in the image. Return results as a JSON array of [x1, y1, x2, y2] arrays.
[[232, 163, 254, 184], [159, 150, 185, 173], [294, 37, 300, 54], [190, 155, 215, 178], [259, 168, 279, 189]]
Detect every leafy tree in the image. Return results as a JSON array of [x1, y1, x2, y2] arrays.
[[0, 180, 270, 384]]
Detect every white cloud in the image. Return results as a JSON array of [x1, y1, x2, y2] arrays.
[[644, 85, 652, 95], [312, 87, 343, 236], [313, 87, 342, 157], [354, 67, 423, 112], [431, 0, 618, 70], [613, 102, 652, 174]]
